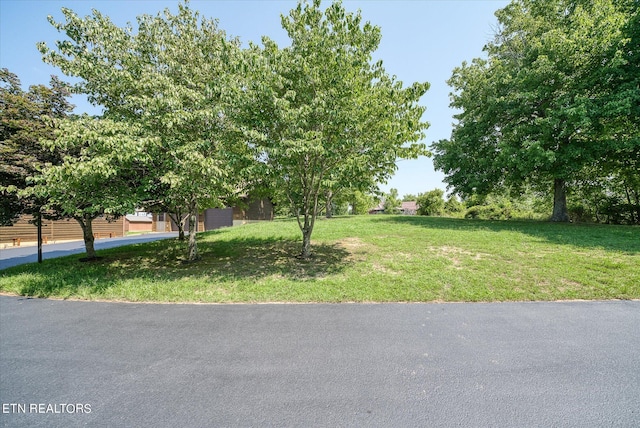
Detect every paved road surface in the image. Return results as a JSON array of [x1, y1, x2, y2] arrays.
[[1, 297, 638, 427], [0, 233, 178, 270]]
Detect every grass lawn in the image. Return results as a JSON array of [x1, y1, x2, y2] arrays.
[[1, 215, 638, 303]]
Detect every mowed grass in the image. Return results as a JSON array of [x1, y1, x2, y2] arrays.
[[1, 216, 638, 303]]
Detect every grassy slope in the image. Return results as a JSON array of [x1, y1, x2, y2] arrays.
[[0, 216, 638, 302]]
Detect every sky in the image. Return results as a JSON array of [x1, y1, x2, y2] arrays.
[[0, 0, 509, 199]]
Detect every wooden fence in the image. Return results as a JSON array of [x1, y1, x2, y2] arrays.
[[0, 215, 125, 246]]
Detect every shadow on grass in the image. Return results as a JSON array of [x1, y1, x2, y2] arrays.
[[7, 235, 352, 298], [110, 235, 351, 280], [373, 216, 640, 254]]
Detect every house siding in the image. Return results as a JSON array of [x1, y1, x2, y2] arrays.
[[154, 198, 274, 233], [233, 198, 274, 221], [204, 208, 233, 230], [124, 215, 153, 232], [0, 215, 124, 245]]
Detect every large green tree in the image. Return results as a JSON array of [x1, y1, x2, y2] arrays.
[[432, 0, 638, 222], [0, 69, 73, 226], [242, 0, 429, 258], [39, 1, 250, 261]]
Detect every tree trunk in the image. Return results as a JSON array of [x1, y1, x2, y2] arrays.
[[325, 190, 333, 219], [634, 189, 640, 225], [301, 223, 313, 259], [168, 211, 187, 241], [551, 178, 570, 222], [298, 209, 316, 259], [292, 178, 320, 259], [186, 201, 199, 262], [623, 184, 638, 225], [75, 214, 97, 259]]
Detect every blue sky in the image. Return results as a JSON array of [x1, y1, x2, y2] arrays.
[[0, 0, 509, 198]]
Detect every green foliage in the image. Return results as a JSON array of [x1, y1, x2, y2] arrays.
[[33, 116, 151, 258], [0, 69, 73, 225], [416, 189, 445, 216], [349, 190, 375, 216], [432, 0, 639, 222], [462, 190, 551, 221], [444, 195, 464, 215], [383, 188, 401, 214], [37, 116, 150, 218], [465, 204, 512, 221], [241, 0, 429, 257], [39, 1, 251, 260], [569, 170, 640, 224]]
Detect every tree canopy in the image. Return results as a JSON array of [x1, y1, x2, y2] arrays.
[[35, 116, 152, 258], [12, 0, 432, 262], [432, 0, 639, 222], [39, 1, 251, 260], [242, 0, 429, 257], [0, 68, 73, 226]]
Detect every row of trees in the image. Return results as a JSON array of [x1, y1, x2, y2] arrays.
[[376, 188, 461, 217], [432, 0, 639, 223], [1, 0, 429, 260], [380, 185, 635, 222]]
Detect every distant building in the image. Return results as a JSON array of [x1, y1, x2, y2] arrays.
[[368, 202, 385, 214], [153, 197, 274, 233], [368, 200, 418, 215], [400, 201, 418, 215], [124, 213, 153, 233]]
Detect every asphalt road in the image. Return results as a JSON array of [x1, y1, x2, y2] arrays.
[[0, 233, 178, 270], [1, 297, 638, 427]]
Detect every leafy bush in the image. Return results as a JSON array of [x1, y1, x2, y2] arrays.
[[568, 203, 594, 223], [444, 196, 464, 215], [416, 189, 445, 216], [465, 204, 512, 220]]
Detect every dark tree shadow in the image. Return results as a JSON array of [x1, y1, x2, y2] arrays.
[[373, 216, 640, 254], [10, 235, 353, 298]]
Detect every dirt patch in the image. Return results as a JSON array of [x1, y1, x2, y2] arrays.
[[338, 237, 367, 249], [429, 246, 489, 269], [372, 262, 400, 275], [336, 237, 372, 262]]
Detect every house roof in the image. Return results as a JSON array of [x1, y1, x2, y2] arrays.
[[125, 214, 152, 223], [401, 201, 418, 211]]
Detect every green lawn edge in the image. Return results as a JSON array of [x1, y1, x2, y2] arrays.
[[1, 216, 638, 303]]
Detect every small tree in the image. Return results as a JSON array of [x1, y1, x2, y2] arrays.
[[243, 0, 429, 258], [383, 188, 401, 214], [39, 2, 251, 261], [416, 189, 445, 216], [36, 116, 151, 259], [348, 190, 374, 216], [444, 195, 464, 215]]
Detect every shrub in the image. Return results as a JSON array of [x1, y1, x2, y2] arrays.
[[444, 196, 464, 215], [416, 189, 445, 216], [465, 204, 512, 220]]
